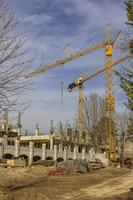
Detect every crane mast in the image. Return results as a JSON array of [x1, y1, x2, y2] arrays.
[[78, 73, 84, 144], [105, 24, 116, 162]]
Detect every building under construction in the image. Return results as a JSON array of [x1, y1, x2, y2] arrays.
[[0, 24, 132, 166]]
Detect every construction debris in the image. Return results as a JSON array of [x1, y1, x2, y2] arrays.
[[47, 168, 67, 176], [124, 158, 133, 168], [33, 160, 54, 167], [89, 159, 105, 169], [55, 159, 104, 174], [7, 158, 26, 168]]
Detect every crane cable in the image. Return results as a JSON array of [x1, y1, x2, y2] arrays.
[[78, 27, 105, 51], [65, 27, 105, 54], [50, 26, 106, 62], [66, 26, 105, 46]]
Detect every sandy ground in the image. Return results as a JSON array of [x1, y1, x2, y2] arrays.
[[0, 166, 132, 200]]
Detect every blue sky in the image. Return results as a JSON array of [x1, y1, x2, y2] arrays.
[[7, 0, 128, 134]]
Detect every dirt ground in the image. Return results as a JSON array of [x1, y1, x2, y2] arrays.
[[0, 166, 132, 200]]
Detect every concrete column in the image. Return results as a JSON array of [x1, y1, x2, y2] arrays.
[[59, 144, 63, 151], [89, 147, 95, 160], [35, 128, 39, 136], [0, 138, 4, 159], [15, 140, 20, 157], [54, 145, 58, 161], [76, 145, 79, 153], [50, 135, 54, 150], [3, 136, 7, 146], [1, 123, 5, 131], [73, 146, 77, 160], [64, 146, 68, 161], [42, 143, 46, 160], [68, 145, 71, 152], [85, 134, 90, 145], [17, 127, 21, 136], [29, 141, 34, 165], [82, 146, 86, 160], [103, 151, 108, 159], [35, 123, 39, 136]]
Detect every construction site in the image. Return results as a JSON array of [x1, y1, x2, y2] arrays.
[[0, 0, 132, 199], [0, 22, 132, 199]]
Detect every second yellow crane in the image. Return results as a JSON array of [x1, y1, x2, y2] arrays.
[[67, 54, 131, 162]]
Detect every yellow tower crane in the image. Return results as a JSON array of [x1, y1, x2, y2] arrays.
[[105, 24, 116, 162], [26, 30, 121, 78], [67, 54, 131, 160], [25, 26, 130, 163]]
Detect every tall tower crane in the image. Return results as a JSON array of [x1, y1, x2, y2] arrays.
[[67, 54, 131, 160], [25, 25, 130, 163], [105, 24, 116, 162]]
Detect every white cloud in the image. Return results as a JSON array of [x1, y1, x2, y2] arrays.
[[22, 14, 52, 25], [72, 0, 126, 28]]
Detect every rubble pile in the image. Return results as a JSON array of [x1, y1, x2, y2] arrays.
[[32, 159, 104, 176], [55, 159, 104, 174], [47, 168, 67, 176]]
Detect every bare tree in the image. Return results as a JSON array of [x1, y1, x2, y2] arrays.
[[0, 0, 33, 112], [116, 112, 128, 167], [84, 93, 106, 152]]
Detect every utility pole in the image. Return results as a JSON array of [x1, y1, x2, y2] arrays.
[[60, 81, 64, 105], [59, 121, 64, 146], [17, 111, 22, 139], [17, 112, 21, 128], [50, 120, 54, 135]]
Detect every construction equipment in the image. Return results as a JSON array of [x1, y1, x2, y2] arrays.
[[105, 24, 116, 163], [25, 24, 131, 163], [67, 54, 131, 161], [26, 30, 121, 78], [67, 55, 131, 92]]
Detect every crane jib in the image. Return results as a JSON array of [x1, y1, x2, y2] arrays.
[[26, 31, 121, 78], [67, 54, 132, 91]]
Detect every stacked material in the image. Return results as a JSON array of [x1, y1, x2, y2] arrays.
[[7, 159, 26, 167], [89, 159, 104, 169], [33, 160, 54, 166], [55, 159, 104, 174], [55, 159, 89, 174]]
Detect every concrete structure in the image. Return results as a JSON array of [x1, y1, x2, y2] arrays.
[[0, 112, 132, 167], [0, 123, 132, 167], [0, 137, 109, 166]]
